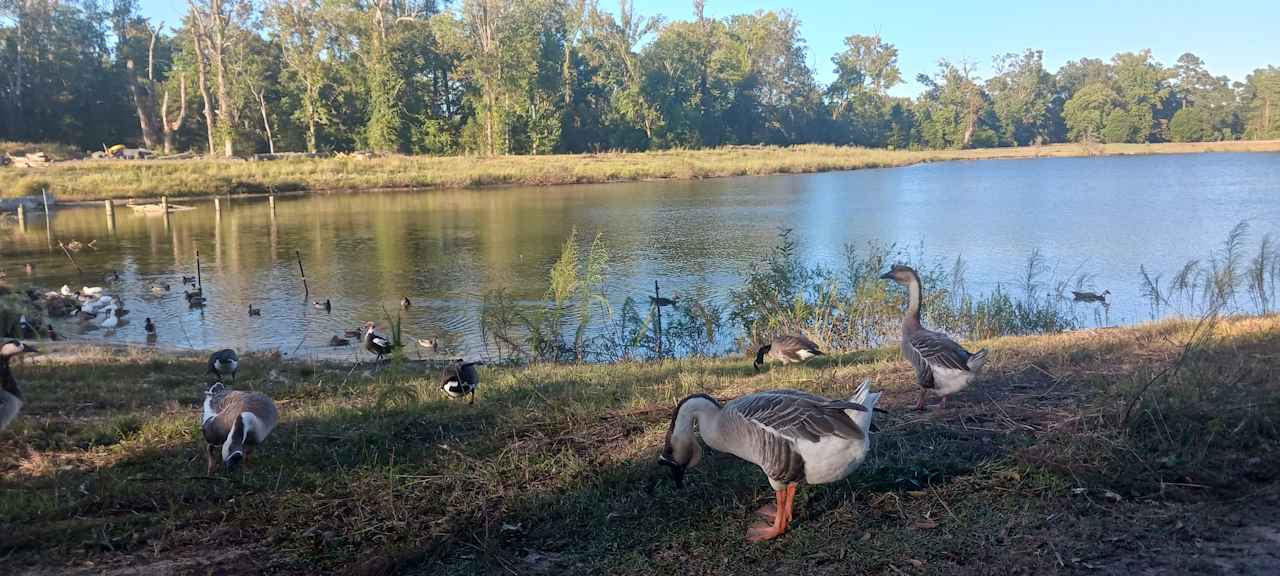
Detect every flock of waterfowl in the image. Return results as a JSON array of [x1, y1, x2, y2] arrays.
[[2, 263, 986, 544]]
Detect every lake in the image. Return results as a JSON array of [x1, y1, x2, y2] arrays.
[[3, 152, 1278, 359]]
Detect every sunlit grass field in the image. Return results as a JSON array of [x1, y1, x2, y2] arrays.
[[2, 314, 1278, 574], [3, 140, 1279, 201]]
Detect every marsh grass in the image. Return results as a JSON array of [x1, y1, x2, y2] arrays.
[[2, 314, 1278, 575], [5, 140, 1280, 201]]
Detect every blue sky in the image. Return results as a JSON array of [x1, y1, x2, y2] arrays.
[[141, 0, 1278, 97]]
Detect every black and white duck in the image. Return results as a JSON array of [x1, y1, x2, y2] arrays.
[[314, 299, 331, 312], [248, 304, 261, 317], [362, 322, 392, 361], [440, 359, 481, 404], [881, 264, 988, 410], [208, 349, 240, 382], [201, 382, 278, 474], [1, 340, 40, 432]]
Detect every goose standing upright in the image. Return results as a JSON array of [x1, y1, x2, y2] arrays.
[[440, 359, 480, 404], [362, 322, 392, 361], [201, 382, 278, 474], [208, 349, 240, 382], [753, 334, 825, 372], [659, 379, 881, 541], [1, 341, 39, 432], [880, 265, 988, 410], [401, 296, 411, 309]]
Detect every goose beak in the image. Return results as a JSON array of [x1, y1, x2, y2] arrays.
[[657, 455, 686, 489], [878, 271, 894, 280], [224, 451, 244, 473]]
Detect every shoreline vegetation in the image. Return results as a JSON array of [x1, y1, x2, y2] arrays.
[[3, 140, 1279, 202], [1, 314, 1278, 574]]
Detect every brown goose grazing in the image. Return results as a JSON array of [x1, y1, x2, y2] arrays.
[[440, 359, 480, 404], [753, 334, 825, 372], [659, 380, 881, 541], [201, 382, 279, 474], [1072, 289, 1110, 304], [880, 265, 988, 410], [1, 340, 40, 432]]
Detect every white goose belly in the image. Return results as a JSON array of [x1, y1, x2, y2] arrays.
[[800, 436, 869, 485], [929, 365, 974, 397]]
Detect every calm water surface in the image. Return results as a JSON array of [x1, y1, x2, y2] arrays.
[[3, 152, 1278, 359]]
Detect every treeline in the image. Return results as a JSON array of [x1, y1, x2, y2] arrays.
[[2, 0, 1279, 156]]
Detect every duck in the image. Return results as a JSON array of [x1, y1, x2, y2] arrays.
[[188, 295, 207, 307], [329, 335, 350, 347], [105, 271, 121, 282], [1072, 289, 1110, 304], [880, 264, 988, 410], [248, 305, 261, 317], [440, 359, 481, 404], [417, 338, 437, 349], [401, 296, 411, 309], [1, 340, 40, 432], [314, 299, 331, 312], [144, 318, 156, 341], [362, 322, 392, 361], [201, 382, 278, 474], [650, 295, 679, 307], [150, 283, 171, 294], [181, 275, 196, 284], [343, 328, 363, 338], [659, 379, 881, 541], [208, 349, 240, 382], [753, 334, 825, 372], [114, 306, 129, 318], [80, 286, 104, 297], [60, 285, 75, 297]]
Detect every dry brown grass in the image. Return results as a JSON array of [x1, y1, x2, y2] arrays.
[[3, 140, 1279, 202]]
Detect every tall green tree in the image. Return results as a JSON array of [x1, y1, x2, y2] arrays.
[[1242, 66, 1280, 139], [826, 34, 901, 146], [986, 49, 1055, 145]]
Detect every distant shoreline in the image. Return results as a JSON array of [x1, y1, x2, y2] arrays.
[[3, 140, 1279, 204]]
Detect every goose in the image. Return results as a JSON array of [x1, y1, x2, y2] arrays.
[[417, 338, 437, 349], [181, 275, 196, 284], [60, 285, 75, 297], [201, 382, 278, 474], [314, 299, 331, 312], [1, 340, 39, 432], [659, 379, 881, 541], [99, 308, 119, 329], [753, 334, 825, 372], [329, 335, 350, 347], [362, 322, 392, 361], [248, 305, 261, 317], [1072, 289, 1110, 304], [401, 296, 411, 309], [880, 265, 988, 410], [208, 349, 240, 382], [144, 318, 157, 342], [80, 286, 104, 297], [440, 359, 480, 404], [650, 296, 679, 307]]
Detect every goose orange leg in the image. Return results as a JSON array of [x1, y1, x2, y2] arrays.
[[748, 484, 796, 542]]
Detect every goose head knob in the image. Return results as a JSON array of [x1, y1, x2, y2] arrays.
[[879, 264, 916, 283]]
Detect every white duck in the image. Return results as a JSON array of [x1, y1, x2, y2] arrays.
[[99, 306, 119, 328], [659, 379, 881, 541]]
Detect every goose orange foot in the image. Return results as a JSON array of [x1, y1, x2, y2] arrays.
[[747, 484, 796, 542]]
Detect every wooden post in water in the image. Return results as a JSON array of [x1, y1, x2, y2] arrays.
[[295, 250, 309, 297], [195, 249, 203, 290], [41, 188, 50, 215], [161, 196, 168, 212], [42, 189, 52, 249], [268, 194, 276, 213], [104, 199, 116, 233], [654, 280, 663, 359], [16, 203, 24, 230]]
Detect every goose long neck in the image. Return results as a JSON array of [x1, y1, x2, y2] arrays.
[[675, 396, 723, 447], [0, 359, 18, 398], [904, 271, 923, 330]]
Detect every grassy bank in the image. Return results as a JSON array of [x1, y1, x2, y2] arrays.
[[2, 314, 1278, 575], [3, 140, 1279, 202]]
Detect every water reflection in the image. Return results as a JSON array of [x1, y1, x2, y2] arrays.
[[2, 152, 1278, 359]]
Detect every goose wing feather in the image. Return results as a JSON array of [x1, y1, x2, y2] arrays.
[[908, 329, 972, 372]]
